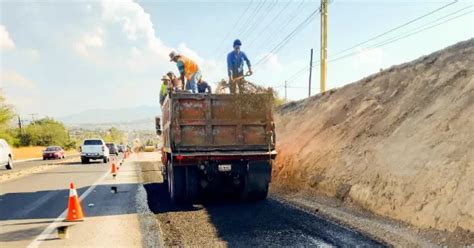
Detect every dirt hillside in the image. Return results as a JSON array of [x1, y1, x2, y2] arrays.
[[273, 39, 474, 232]]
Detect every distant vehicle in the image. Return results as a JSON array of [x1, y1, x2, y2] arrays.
[[106, 143, 119, 155], [80, 139, 110, 164], [43, 146, 65, 160], [0, 139, 13, 170], [117, 145, 125, 153]]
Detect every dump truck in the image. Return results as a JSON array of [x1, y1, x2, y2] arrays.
[[156, 92, 276, 202]]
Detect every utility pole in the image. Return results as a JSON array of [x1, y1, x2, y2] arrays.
[[320, 0, 328, 94], [17, 115, 23, 134], [284, 81, 287, 102], [308, 48, 313, 97], [29, 113, 38, 132]]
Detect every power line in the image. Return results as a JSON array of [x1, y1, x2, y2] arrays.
[[254, 8, 320, 69], [331, 0, 458, 58], [246, 0, 293, 50], [329, 6, 474, 63], [251, 0, 307, 53], [282, 3, 471, 89], [239, 0, 268, 39], [242, 0, 280, 42], [212, 0, 254, 58]]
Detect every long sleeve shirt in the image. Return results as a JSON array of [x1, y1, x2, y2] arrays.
[[227, 51, 251, 77]]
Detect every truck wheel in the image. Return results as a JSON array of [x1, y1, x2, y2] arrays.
[[5, 156, 13, 170], [103, 157, 108, 163], [168, 162, 186, 203], [81, 157, 89, 164]]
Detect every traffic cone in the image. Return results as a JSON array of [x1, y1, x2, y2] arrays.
[[111, 158, 117, 177], [66, 182, 85, 222]]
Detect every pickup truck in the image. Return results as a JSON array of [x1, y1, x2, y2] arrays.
[[157, 92, 276, 202], [80, 139, 110, 164], [0, 139, 13, 170]]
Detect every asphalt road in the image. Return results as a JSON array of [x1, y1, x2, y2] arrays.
[[0, 154, 80, 176], [1, 152, 387, 247], [0, 153, 142, 248], [139, 159, 386, 247]]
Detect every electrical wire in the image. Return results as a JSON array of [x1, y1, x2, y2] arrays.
[[212, 0, 254, 58], [331, 0, 459, 58]]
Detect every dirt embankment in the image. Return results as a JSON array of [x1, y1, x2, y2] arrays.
[[273, 39, 474, 233]]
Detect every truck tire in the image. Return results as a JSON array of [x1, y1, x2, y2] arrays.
[[81, 157, 89, 164], [168, 161, 186, 203], [103, 157, 108, 163], [5, 156, 13, 170]]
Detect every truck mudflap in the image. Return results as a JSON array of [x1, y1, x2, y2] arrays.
[[242, 160, 272, 200]]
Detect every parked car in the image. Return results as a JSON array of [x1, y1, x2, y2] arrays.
[[0, 139, 13, 170], [80, 139, 110, 164], [117, 145, 125, 153], [43, 146, 65, 160], [106, 143, 119, 155]]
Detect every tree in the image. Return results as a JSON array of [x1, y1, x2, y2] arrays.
[[104, 127, 124, 143], [0, 93, 16, 144], [18, 118, 74, 148]]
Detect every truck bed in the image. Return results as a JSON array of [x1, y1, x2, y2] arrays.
[[162, 92, 276, 153]]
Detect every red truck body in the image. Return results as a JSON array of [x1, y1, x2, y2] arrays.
[[158, 92, 276, 202]]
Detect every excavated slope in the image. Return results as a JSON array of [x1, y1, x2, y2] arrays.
[[273, 39, 474, 232]]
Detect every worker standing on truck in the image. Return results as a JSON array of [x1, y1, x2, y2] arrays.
[[169, 51, 201, 93], [227, 39, 252, 93], [160, 75, 170, 105], [167, 71, 183, 92], [197, 79, 212, 93]]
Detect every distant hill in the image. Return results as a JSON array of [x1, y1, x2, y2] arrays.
[[58, 105, 161, 126]]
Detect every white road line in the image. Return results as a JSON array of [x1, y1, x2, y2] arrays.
[[27, 170, 111, 248]]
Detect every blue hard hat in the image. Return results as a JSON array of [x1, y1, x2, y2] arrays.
[[233, 39, 242, 47]]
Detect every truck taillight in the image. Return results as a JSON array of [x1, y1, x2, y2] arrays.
[[102, 146, 105, 152]]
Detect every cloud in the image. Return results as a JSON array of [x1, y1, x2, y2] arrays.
[[101, 0, 170, 59], [74, 27, 104, 60], [0, 25, 15, 50], [0, 71, 36, 89]]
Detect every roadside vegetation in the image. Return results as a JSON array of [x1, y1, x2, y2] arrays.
[[0, 91, 126, 151]]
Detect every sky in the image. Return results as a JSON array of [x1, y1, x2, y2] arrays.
[[0, 0, 473, 119]]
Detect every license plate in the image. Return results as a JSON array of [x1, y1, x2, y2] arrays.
[[218, 164, 232, 172]]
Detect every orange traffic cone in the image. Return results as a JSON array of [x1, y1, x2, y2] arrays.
[[111, 158, 117, 177], [66, 182, 85, 222]]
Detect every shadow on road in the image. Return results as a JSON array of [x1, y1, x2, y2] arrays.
[[0, 226, 46, 242], [143, 183, 202, 213], [0, 183, 139, 222]]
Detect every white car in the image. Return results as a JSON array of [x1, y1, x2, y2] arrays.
[[0, 139, 13, 170], [80, 138, 110, 164]]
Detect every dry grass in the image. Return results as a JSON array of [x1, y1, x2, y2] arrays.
[[12, 146, 78, 160]]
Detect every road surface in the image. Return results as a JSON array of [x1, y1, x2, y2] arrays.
[[139, 155, 386, 247], [1, 152, 386, 247], [0, 154, 142, 248]]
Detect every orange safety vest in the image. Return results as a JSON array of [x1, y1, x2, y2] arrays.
[[179, 56, 199, 80]]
